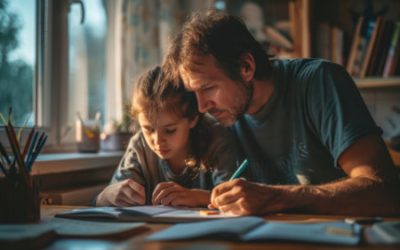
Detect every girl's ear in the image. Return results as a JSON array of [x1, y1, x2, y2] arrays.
[[189, 115, 199, 128], [240, 53, 256, 82]]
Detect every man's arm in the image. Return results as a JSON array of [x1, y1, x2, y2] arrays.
[[210, 134, 400, 216]]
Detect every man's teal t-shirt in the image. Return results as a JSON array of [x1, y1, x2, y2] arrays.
[[232, 59, 382, 185]]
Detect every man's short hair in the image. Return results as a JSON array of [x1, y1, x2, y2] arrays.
[[163, 9, 274, 85]]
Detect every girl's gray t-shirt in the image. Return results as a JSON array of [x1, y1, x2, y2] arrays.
[[111, 116, 237, 204]]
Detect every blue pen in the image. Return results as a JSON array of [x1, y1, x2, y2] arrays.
[[230, 159, 249, 180]]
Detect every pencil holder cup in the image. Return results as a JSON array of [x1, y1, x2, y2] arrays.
[[76, 118, 100, 153], [0, 176, 40, 223]]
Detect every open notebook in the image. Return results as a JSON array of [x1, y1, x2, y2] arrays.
[[147, 216, 362, 245], [56, 205, 236, 223]]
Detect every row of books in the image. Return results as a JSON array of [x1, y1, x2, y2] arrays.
[[314, 23, 344, 66], [347, 17, 400, 78], [315, 17, 400, 78]]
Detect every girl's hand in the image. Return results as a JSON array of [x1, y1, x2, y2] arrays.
[[152, 182, 210, 207], [96, 179, 145, 207]]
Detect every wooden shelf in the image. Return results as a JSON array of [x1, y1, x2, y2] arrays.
[[355, 77, 400, 89]]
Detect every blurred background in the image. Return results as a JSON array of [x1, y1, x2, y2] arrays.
[[1, 0, 399, 152]]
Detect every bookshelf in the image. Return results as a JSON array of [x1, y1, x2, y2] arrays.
[[225, 0, 399, 89], [308, 0, 400, 88], [355, 77, 400, 89], [225, 0, 310, 59], [222, 0, 400, 163]]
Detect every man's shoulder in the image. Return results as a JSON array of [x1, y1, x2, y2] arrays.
[[273, 58, 343, 73], [273, 58, 350, 90]]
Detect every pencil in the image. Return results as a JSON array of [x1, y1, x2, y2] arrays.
[[26, 131, 39, 168], [6, 121, 29, 182], [22, 127, 35, 160], [229, 159, 249, 180], [28, 133, 47, 171], [0, 159, 7, 176], [199, 210, 220, 216], [0, 141, 11, 165]]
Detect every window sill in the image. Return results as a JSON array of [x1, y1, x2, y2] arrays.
[[31, 151, 124, 175]]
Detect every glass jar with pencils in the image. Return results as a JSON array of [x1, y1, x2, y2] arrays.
[[0, 109, 47, 223]]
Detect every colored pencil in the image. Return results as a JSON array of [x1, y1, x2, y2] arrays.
[[6, 121, 29, 183], [0, 141, 11, 165], [22, 127, 35, 160]]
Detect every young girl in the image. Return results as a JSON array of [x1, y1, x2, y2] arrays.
[[96, 66, 237, 207]]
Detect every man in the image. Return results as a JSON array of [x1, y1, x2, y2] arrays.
[[163, 10, 400, 216]]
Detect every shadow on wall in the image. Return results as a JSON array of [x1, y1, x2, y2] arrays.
[[361, 90, 400, 141]]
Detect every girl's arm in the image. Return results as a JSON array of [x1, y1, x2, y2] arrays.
[[96, 134, 147, 206], [96, 179, 145, 206]]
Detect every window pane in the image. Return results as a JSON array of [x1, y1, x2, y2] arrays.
[[0, 0, 35, 126], [68, 0, 107, 127]]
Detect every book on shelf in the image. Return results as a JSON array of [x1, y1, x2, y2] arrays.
[[351, 17, 378, 77], [359, 16, 382, 78], [56, 205, 236, 223], [366, 18, 389, 76], [373, 21, 396, 76], [396, 49, 400, 75], [390, 37, 400, 76], [383, 22, 400, 77], [331, 25, 344, 65], [147, 216, 362, 245], [0, 220, 145, 250], [315, 22, 331, 60], [346, 16, 364, 75]]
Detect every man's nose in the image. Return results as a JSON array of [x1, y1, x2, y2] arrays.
[[196, 92, 209, 113]]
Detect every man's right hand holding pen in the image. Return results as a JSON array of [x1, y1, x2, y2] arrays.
[[209, 159, 294, 215]]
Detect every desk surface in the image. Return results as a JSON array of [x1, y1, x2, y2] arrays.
[[42, 205, 400, 250]]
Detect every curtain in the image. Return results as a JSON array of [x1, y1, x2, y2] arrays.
[[120, 0, 214, 104]]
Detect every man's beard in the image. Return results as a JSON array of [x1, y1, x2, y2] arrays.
[[239, 80, 254, 115], [210, 80, 253, 126]]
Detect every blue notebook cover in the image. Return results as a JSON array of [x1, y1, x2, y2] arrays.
[[147, 217, 361, 245]]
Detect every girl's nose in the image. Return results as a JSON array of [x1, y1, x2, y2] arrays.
[[153, 131, 165, 145]]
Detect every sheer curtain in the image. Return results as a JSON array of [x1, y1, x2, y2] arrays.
[[105, 0, 214, 124]]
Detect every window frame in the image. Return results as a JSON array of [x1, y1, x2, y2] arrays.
[[37, 0, 72, 151], [0, 0, 72, 152], [1, 0, 120, 153]]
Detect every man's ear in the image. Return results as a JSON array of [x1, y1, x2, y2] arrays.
[[189, 115, 199, 128], [240, 53, 256, 82]]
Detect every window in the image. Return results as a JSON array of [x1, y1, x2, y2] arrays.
[[67, 0, 107, 131], [1, 0, 114, 151], [0, 0, 36, 126]]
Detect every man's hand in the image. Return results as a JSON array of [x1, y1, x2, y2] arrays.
[[210, 179, 282, 215], [152, 182, 210, 207], [210, 136, 400, 216], [96, 179, 145, 207]]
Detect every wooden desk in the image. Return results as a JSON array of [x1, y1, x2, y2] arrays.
[[42, 205, 400, 250]]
